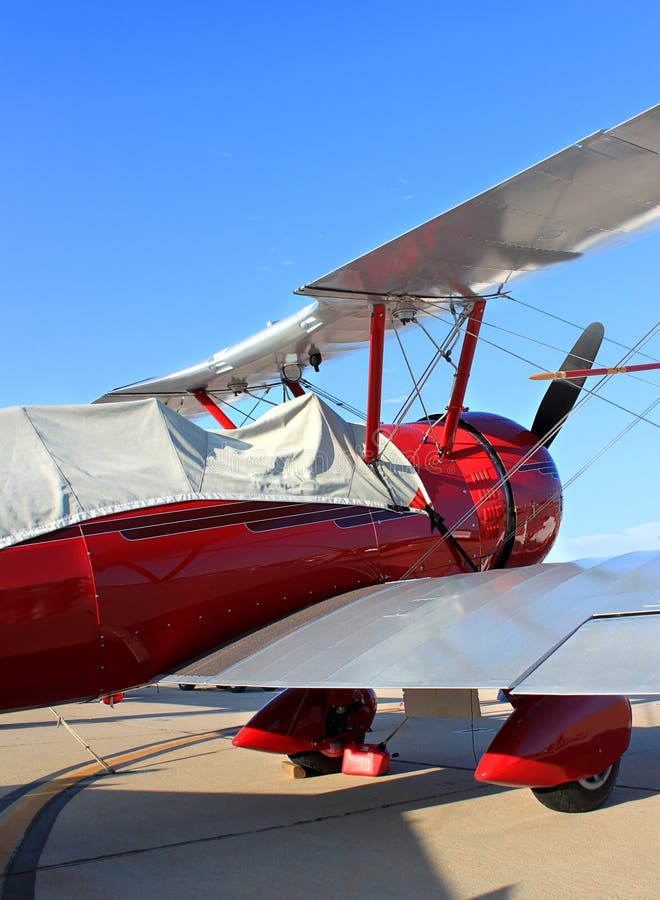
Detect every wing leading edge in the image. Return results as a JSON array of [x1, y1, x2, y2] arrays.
[[167, 551, 660, 695], [97, 105, 660, 416], [299, 105, 660, 301]]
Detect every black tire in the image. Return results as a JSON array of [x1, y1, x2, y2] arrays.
[[178, 683, 196, 691], [532, 760, 620, 813], [288, 752, 343, 776]]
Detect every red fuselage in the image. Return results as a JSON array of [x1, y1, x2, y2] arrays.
[[0, 413, 561, 712]]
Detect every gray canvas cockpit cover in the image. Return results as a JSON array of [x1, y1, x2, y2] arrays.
[[0, 394, 428, 549]]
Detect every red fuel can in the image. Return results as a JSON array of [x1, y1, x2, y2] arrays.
[[341, 743, 390, 777]]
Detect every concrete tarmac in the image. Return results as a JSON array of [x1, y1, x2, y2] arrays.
[[0, 686, 658, 899]]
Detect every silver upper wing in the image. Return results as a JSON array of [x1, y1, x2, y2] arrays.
[[299, 104, 660, 301], [170, 551, 660, 695], [97, 105, 660, 417]]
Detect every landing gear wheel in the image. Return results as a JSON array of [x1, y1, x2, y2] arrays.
[[288, 752, 343, 776], [532, 760, 620, 813]]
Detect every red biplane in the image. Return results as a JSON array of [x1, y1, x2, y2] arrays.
[[1, 105, 659, 813]]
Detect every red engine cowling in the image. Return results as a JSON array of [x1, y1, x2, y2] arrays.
[[475, 694, 632, 788], [385, 412, 563, 574], [232, 687, 377, 757], [462, 412, 563, 569]]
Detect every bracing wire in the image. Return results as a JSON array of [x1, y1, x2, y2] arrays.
[[508, 294, 660, 364], [424, 309, 660, 428], [481, 320, 660, 388], [339, 301, 656, 579], [506, 393, 660, 548], [397, 321, 660, 578], [236, 391, 272, 427], [560, 396, 660, 488], [299, 380, 366, 421], [376, 308, 469, 459], [390, 347, 445, 427], [413, 317, 459, 364], [391, 324, 443, 457], [244, 389, 278, 407]]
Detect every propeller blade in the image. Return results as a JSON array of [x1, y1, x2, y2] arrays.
[[530, 322, 605, 448], [530, 361, 660, 380]]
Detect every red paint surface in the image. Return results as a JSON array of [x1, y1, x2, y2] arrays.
[[365, 305, 386, 464], [192, 390, 236, 429], [102, 692, 125, 705], [475, 695, 632, 787], [0, 414, 563, 712], [342, 744, 390, 777], [232, 688, 377, 756], [0, 532, 100, 709], [442, 300, 486, 457], [284, 379, 305, 398]]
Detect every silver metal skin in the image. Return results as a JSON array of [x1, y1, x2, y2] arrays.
[[182, 551, 660, 695], [95, 106, 660, 416], [300, 105, 660, 302]]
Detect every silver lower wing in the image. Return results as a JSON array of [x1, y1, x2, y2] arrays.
[[168, 551, 660, 695]]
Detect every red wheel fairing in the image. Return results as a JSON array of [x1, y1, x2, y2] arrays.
[[475, 694, 631, 788]]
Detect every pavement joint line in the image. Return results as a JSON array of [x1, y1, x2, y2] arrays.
[[3, 700, 656, 888], [0, 728, 231, 880], [5, 781, 491, 878]]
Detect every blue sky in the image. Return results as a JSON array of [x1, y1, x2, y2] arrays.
[[1, 2, 658, 561]]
